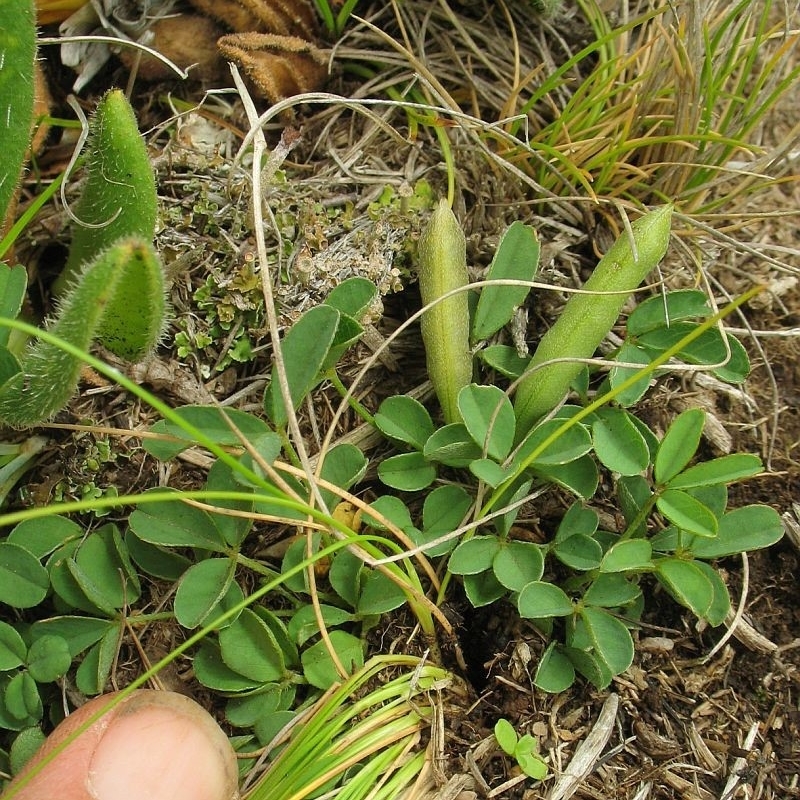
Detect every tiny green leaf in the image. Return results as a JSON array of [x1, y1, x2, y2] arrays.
[[583, 573, 641, 608], [552, 534, 603, 571], [4, 672, 41, 723], [320, 311, 365, 371], [287, 604, 355, 648], [654, 408, 705, 484], [0, 543, 49, 609], [377, 451, 437, 491], [129, 489, 227, 551], [174, 558, 236, 629], [599, 539, 653, 573], [564, 647, 613, 690], [145, 406, 276, 461], [363, 495, 415, 533], [592, 408, 650, 475], [328, 548, 362, 607], [318, 443, 368, 511], [301, 630, 364, 690], [493, 541, 545, 591], [449, 536, 502, 575], [418, 485, 473, 556], [8, 516, 83, 560], [668, 453, 763, 489], [515, 736, 548, 780], [472, 221, 539, 343], [463, 570, 506, 607], [226, 685, 286, 728], [512, 418, 593, 468], [492, 477, 533, 537], [324, 276, 378, 320], [534, 643, 575, 693], [617, 474, 651, 536], [25, 636, 71, 683], [458, 384, 516, 461], [423, 423, 483, 467], [9, 726, 46, 776], [555, 502, 599, 542], [358, 570, 408, 615], [218, 608, 286, 684], [517, 581, 573, 618], [264, 304, 340, 426], [125, 530, 191, 581], [580, 606, 635, 676], [0, 266, 27, 348], [608, 342, 655, 407], [30, 616, 114, 659], [532, 455, 599, 500], [627, 289, 711, 335], [494, 718, 518, 755], [694, 561, 730, 626], [0, 622, 26, 670], [655, 557, 714, 617], [688, 504, 783, 558], [374, 395, 435, 451], [193, 640, 261, 692], [638, 324, 750, 383], [656, 488, 718, 537], [478, 345, 531, 379], [469, 458, 510, 487], [75, 627, 118, 695]]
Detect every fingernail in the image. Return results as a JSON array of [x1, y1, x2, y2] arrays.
[[85, 691, 239, 800]]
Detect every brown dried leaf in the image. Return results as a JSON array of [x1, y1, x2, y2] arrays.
[[218, 33, 328, 103], [267, 0, 318, 38], [118, 15, 227, 82], [186, 0, 317, 38]]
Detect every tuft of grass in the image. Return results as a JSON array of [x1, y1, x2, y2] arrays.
[[505, 0, 800, 213], [337, 1, 799, 222]]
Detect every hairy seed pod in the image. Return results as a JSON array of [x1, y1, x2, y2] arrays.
[[417, 199, 473, 424], [57, 89, 158, 291], [0, 238, 167, 427], [514, 205, 673, 437]]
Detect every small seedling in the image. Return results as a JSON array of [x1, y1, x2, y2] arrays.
[[494, 718, 548, 780]]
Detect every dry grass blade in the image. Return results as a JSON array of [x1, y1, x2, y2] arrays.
[[546, 693, 619, 800]]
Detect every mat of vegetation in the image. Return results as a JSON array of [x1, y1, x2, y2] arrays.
[[1, 1, 799, 798]]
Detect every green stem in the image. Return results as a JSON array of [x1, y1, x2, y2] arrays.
[[327, 370, 375, 426]]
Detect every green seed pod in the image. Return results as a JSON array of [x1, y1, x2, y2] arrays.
[[57, 89, 158, 291], [0, 0, 36, 234], [514, 205, 673, 436], [417, 199, 473, 424], [0, 237, 167, 427]]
